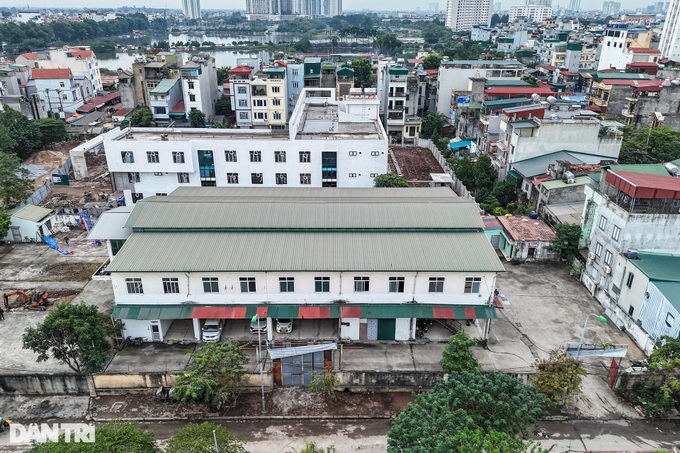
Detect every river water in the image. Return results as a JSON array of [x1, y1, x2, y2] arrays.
[[97, 32, 299, 71]]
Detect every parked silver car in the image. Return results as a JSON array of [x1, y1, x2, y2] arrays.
[[276, 319, 293, 334]]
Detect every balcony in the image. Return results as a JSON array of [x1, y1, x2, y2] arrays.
[[252, 89, 266, 96], [388, 111, 404, 121], [622, 109, 634, 118], [589, 95, 608, 107]]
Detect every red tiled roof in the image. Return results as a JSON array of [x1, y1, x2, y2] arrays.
[[95, 91, 120, 104], [69, 50, 93, 58], [561, 70, 577, 77], [539, 64, 557, 71], [498, 216, 558, 242], [606, 170, 680, 200], [228, 65, 253, 74], [20, 52, 45, 60], [408, 58, 423, 64], [425, 69, 438, 76], [32, 68, 71, 79], [171, 100, 185, 113], [271, 60, 286, 67], [629, 47, 661, 54], [113, 108, 133, 117], [599, 79, 662, 90]]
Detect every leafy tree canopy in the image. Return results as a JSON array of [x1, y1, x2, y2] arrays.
[[440, 331, 480, 373], [22, 302, 114, 373], [374, 173, 409, 187], [0, 105, 42, 158], [532, 348, 586, 404], [215, 98, 232, 116], [216, 66, 231, 85], [189, 109, 206, 128], [420, 112, 448, 140], [28, 420, 159, 453], [387, 372, 553, 452], [0, 211, 10, 239], [295, 441, 338, 453], [649, 335, 680, 371], [0, 151, 33, 209], [547, 224, 582, 262], [165, 422, 246, 453], [172, 340, 249, 409], [422, 54, 443, 70], [35, 118, 68, 147], [374, 32, 403, 56], [352, 58, 373, 88], [619, 125, 680, 164], [130, 108, 153, 127]]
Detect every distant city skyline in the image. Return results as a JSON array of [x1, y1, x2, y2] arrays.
[[1, 0, 663, 11]]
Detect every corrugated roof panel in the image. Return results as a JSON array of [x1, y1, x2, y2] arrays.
[[8, 204, 53, 222], [107, 232, 505, 273], [631, 252, 680, 282], [88, 206, 134, 240]]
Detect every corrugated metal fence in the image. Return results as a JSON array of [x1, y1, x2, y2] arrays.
[[26, 158, 72, 205]]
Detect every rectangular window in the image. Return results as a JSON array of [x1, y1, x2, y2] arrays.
[[279, 277, 295, 292], [628, 305, 634, 316], [121, 151, 134, 163], [349, 173, 357, 178], [156, 193, 167, 196], [172, 151, 185, 163], [314, 277, 330, 292], [188, 81, 194, 89], [612, 225, 621, 241], [594, 242, 603, 257], [251, 173, 263, 184], [626, 272, 634, 289], [389, 276, 405, 293], [354, 276, 370, 292], [59, 81, 65, 88], [162, 277, 179, 294], [147, 151, 159, 163], [272, 86, 280, 93], [177, 173, 190, 183], [239, 112, 248, 119], [202, 277, 219, 293], [189, 94, 196, 102], [127, 172, 140, 183], [429, 277, 445, 293], [299, 151, 311, 163], [154, 172, 163, 176], [349, 151, 358, 156], [227, 173, 239, 184], [239, 99, 247, 107], [666, 312, 675, 328], [125, 278, 143, 294], [240, 277, 256, 293], [604, 250, 613, 265], [273, 99, 281, 106], [155, 107, 166, 115], [598, 216, 607, 231], [225, 150, 237, 162], [464, 277, 482, 293], [371, 151, 380, 156], [273, 112, 281, 120], [300, 173, 311, 185], [250, 150, 261, 162], [275, 151, 286, 162], [276, 173, 287, 185], [237, 86, 247, 94], [292, 81, 299, 88]]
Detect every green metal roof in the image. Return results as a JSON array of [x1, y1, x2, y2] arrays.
[[8, 204, 53, 222], [650, 281, 680, 312], [540, 175, 592, 190], [593, 72, 652, 81], [389, 66, 409, 75], [607, 164, 671, 176], [112, 304, 194, 320], [107, 231, 505, 273], [337, 67, 354, 76], [631, 252, 680, 282], [266, 67, 285, 74], [482, 97, 531, 109], [150, 78, 178, 94], [484, 79, 532, 88]]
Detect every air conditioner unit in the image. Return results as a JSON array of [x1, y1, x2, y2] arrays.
[[604, 266, 612, 274], [588, 252, 595, 260]]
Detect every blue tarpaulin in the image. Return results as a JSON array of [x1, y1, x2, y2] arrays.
[[449, 140, 472, 150], [44, 236, 72, 255]]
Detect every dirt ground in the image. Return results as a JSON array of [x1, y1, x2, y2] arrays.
[[390, 146, 444, 186]]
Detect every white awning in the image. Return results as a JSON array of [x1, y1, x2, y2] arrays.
[[267, 343, 337, 360]]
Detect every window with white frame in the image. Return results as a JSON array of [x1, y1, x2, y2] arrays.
[[238, 99, 248, 107], [275, 151, 286, 162], [429, 277, 445, 293], [237, 86, 247, 94], [299, 151, 311, 163], [172, 151, 185, 163], [594, 242, 603, 257], [349, 173, 357, 178], [240, 277, 256, 293], [612, 225, 621, 241], [272, 86, 280, 93], [354, 276, 370, 292], [464, 277, 481, 293], [147, 151, 159, 163], [276, 173, 287, 185], [251, 173, 263, 184], [227, 173, 239, 184], [314, 277, 330, 292], [300, 173, 311, 184], [128, 172, 140, 183], [626, 272, 634, 288], [604, 250, 613, 265], [125, 278, 143, 294], [273, 112, 281, 120], [225, 150, 237, 162], [666, 312, 675, 327], [177, 173, 190, 183], [279, 277, 295, 292], [121, 151, 134, 163], [162, 277, 179, 294], [389, 276, 405, 293], [598, 215, 607, 231], [202, 277, 219, 293], [239, 112, 249, 119], [250, 151, 261, 162]]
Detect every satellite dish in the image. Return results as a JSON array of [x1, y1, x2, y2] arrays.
[[192, 56, 199, 62], [531, 93, 540, 102], [547, 96, 557, 104]]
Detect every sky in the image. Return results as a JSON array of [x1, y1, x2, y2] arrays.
[[3, 0, 655, 12]]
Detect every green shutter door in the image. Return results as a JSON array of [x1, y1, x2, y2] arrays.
[[377, 319, 396, 341]]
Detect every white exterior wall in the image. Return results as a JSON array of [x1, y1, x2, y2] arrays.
[[2, 217, 50, 242], [286, 64, 304, 116], [394, 318, 412, 341], [182, 61, 217, 117], [445, 0, 492, 31], [509, 5, 552, 22], [266, 76, 287, 127], [615, 259, 649, 321], [150, 82, 182, 122], [231, 79, 253, 127], [660, 0, 680, 60], [597, 26, 631, 70], [46, 49, 102, 91], [639, 282, 680, 341], [104, 129, 388, 196], [33, 77, 84, 114]]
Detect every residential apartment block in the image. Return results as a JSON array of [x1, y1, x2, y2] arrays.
[[104, 88, 387, 202], [17, 47, 102, 93], [659, 0, 680, 60], [445, 0, 492, 31], [27, 68, 88, 116], [92, 187, 503, 343]]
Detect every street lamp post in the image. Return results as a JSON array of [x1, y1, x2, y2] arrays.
[[575, 313, 607, 362], [251, 314, 266, 412]]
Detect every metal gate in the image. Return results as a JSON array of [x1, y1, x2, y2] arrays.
[[366, 319, 378, 340], [10, 227, 21, 242], [280, 351, 325, 386]]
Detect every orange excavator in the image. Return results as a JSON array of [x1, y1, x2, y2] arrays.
[[5, 290, 50, 311]]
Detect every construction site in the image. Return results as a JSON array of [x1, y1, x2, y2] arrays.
[[389, 145, 447, 186]]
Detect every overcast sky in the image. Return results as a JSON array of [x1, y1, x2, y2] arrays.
[[4, 0, 652, 11]]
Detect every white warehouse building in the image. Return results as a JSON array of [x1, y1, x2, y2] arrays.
[[91, 187, 505, 343], [103, 88, 387, 202]]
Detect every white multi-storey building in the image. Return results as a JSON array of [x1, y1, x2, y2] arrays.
[[509, 5, 552, 22], [104, 88, 387, 202], [28, 68, 85, 116], [182, 0, 201, 19], [181, 55, 219, 118], [602, 1, 621, 15], [17, 47, 102, 93], [91, 187, 503, 345], [597, 23, 630, 70], [229, 64, 256, 128], [445, 0, 492, 31], [659, 0, 680, 60]]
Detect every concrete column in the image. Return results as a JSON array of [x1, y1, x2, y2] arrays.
[[192, 318, 201, 341], [266, 317, 273, 342]]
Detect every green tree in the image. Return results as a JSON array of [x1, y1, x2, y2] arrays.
[[295, 36, 312, 52], [215, 98, 232, 116], [35, 118, 68, 147], [352, 58, 373, 87], [522, 75, 539, 87], [0, 125, 17, 155], [29, 420, 159, 453], [294, 441, 338, 453], [374, 173, 409, 187], [165, 422, 246, 453], [532, 348, 586, 405], [440, 331, 480, 373], [0, 151, 33, 209], [480, 195, 501, 214], [22, 303, 113, 374], [374, 32, 403, 56], [420, 111, 448, 140], [0, 211, 10, 239], [422, 54, 443, 69], [172, 340, 249, 409], [474, 155, 498, 202], [547, 224, 582, 262], [619, 125, 680, 164], [449, 158, 476, 190], [0, 105, 42, 158], [387, 372, 553, 452], [130, 108, 153, 127], [491, 179, 519, 207], [649, 335, 680, 371], [189, 109, 206, 128], [216, 66, 231, 84]]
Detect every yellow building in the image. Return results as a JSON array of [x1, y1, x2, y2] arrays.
[[265, 66, 287, 129]]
